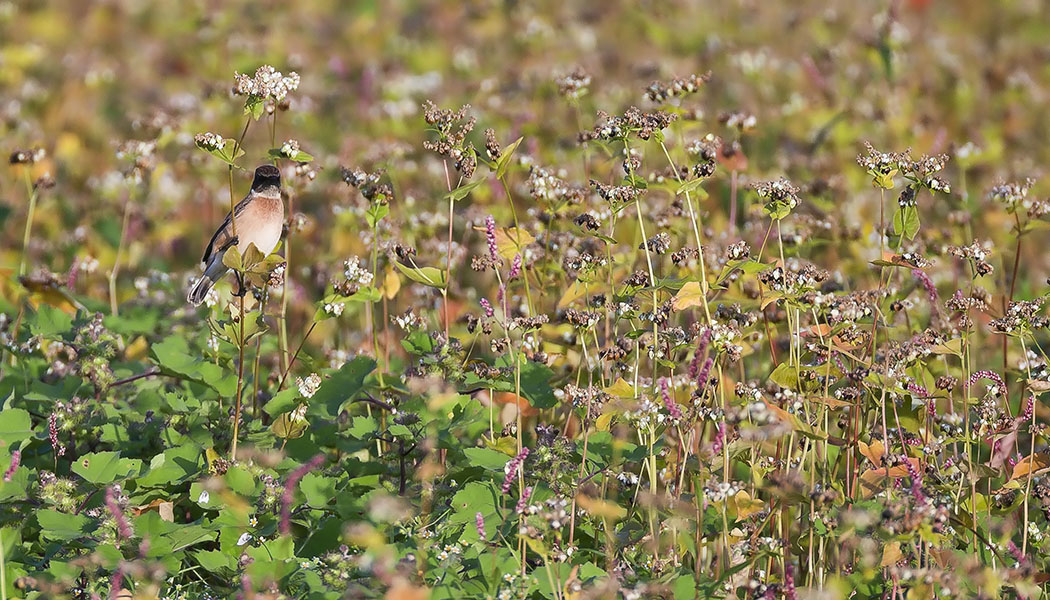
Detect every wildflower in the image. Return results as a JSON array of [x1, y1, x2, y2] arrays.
[[105, 486, 133, 540], [297, 373, 322, 398], [590, 107, 677, 141], [475, 511, 486, 538], [515, 486, 533, 513], [280, 453, 326, 535], [711, 423, 726, 454], [193, 132, 225, 151], [484, 215, 499, 262], [857, 142, 912, 184], [659, 378, 683, 421], [508, 254, 522, 279], [967, 370, 1006, 397], [989, 178, 1035, 212], [278, 139, 300, 158], [48, 412, 65, 456], [484, 128, 501, 160], [718, 110, 757, 132], [198, 491, 210, 505], [556, 67, 591, 99], [645, 72, 710, 103], [237, 532, 252, 546], [422, 100, 477, 177], [343, 257, 374, 287], [751, 177, 801, 218], [3, 451, 19, 482], [911, 269, 937, 302], [640, 232, 671, 255], [480, 297, 494, 318], [233, 65, 300, 101], [324, 302, 344, 316], [502, 447, 530, 494]]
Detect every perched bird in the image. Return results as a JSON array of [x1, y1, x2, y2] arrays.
[[187, 165, 285, 305]]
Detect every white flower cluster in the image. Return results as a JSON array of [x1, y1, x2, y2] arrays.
[[290, 403, 308, 423], [617, 471, 640, 486], [233, 65, 300, 101], [436, 543, 462, 561], [393, 310, 423, 330], [296, 373, 322, 398], [709, 323, 742, 355], [324, 301, 344, 316], [343, 256, 374, 286], [279, 139, 300, 158], [624, 396, 668, 430], [193, 132, 225, 151], [703, 480, 742, 503], [989, 178, 1035, 211]]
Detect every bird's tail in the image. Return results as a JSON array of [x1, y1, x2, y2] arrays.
[[187, 258, 229, 306]]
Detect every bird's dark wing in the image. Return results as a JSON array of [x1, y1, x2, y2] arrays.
[[201, 193, 254, 265]]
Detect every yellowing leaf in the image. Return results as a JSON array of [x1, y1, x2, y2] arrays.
[[471, 225, 535, 259], [496, 227, 535, 259], [595, 412, 615, 432], [205, 448, 223, 474], [576, 494, 628, 521], [604, 378, 635, 399], [731, 490, 765, 519], [671, 281, 705, 311], [761, 293, 784, 310], [929, 338, 962, 357], [271, 411, 308, 439], [881, 541, 903, 567], [382, 265, 400, 299], [858, 440, 886, 467], [124, 336, 149, 361], [557, 279, 601, 309], [1010, 453, 1050, 481]]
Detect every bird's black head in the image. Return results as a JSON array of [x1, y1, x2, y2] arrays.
[[251, 165, 282, 195]]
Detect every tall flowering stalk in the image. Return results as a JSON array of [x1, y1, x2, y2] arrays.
[[280, 453, 326, 535]]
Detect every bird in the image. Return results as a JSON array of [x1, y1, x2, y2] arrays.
[[187, 164, 285, 306]]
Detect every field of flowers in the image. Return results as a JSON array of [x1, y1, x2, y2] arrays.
[[4, 1, 1050, 598]]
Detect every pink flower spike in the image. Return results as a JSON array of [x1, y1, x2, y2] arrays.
[[280, 453, 326, 535]]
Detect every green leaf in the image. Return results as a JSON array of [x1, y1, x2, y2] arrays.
[[150, 336, 236, 396], [137, 445, 204, 487], [225, 465, 258, 496], [623, 174, 647, 189], [197, 138, 246, 165], [0, 409, 33, 447], [267, 148, 315, 163], [310, 356, 377, 418], [195, 549, 235, 574], [244, 95, 265, 120], [769, 363, 799, 390], [165, 524, 217, 552], [495, 136, 523, 179], [71, 451, 140, 484], [299, 473, 336, 508], [393, 261, 447, 288], [445, 179, 485, 202], [365, 203, 389, 228], [463, 447, 512, 471], [893, 204, 920, 240], [263, 387, 301, 417], [31, 304, 72, 338], [37, 509, 92, 541], [348, 416, 377, 439], [450, 481, 499, 524], [675, 177, 708, 198]]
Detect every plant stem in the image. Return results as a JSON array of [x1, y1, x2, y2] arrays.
[[18, 169, 37, 277], [108, 191, 132, 316]]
